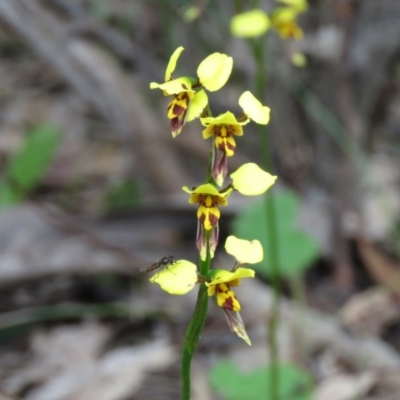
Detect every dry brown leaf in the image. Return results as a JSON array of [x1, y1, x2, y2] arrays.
[[340, 287, 400, 336], [314, 372, 376, 400], [357, 239, 400, 295], [2, 322, 110, 396], [27, 339, 176, 400]]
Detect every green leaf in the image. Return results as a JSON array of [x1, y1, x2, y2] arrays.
[[6, 125, 60, 192], [232, 189, 320, 278], [281, 231, 320, 273], [210, 360, 313, 400], [103, 180, 141, 213], [0, 180, 21, 209]]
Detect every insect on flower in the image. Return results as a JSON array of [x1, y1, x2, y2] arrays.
[[140, 255, 176, 276]]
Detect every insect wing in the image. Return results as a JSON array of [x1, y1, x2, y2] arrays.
[[140, 260, 163, 273], [140, 256, 175, 273]]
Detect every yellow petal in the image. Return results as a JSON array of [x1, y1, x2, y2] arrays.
[[197, 53, 233, 92], [183, 184, 233, 202], [276, 0, 308, 12], [291, 51, 307, 67], [224, 136, 237, 157], [231, 124, 244, 136], [271, 7, 298, 23], [207, 285, 216, 296], [199, 204, 220, 230], [231, 163, 277, 196], [201, 111, 242, 127], [186, 89, 208, 122], [230, 9, 270, 38], [215, 285, 241, 311], [183, 183, 220, 196], [274, 20, 304, 40], [202, 125, 215, 139], [165, 46, 184, 81], [238, 91, 271, 125], [150, 260, 197, 295], [182, 6, 201, 22], [225, 236, 264, 264], [228, 278, 241, 287], [150, 77, 193, 96], [207, 267, 255, 287], [188, 193, 201, 204]]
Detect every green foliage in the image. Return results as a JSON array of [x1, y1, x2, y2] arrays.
[[89, 0, 110, 22], [232, 190, 320, 278], [210, 360, 313, 400], [0, 180, 21, 209], [103, 180, 141, 213], [0, 124, 60, 208]]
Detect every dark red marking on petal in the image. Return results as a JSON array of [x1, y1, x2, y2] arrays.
[[216, 285, 225, 293], [226, 142, 236, 151], [172, 104, 184, 117], [199, 213, 206, 225], [209, 213, 219, 227], [222, 296, 234, 310], [217, 153, 227, 169], [217, 142, 226, 152], [170, 117, 180, 131], [210, 224, 219, 251]]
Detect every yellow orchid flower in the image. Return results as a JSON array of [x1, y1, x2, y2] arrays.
[[147, 236, 259, 345], [230, 1, 307, 40], [182, 164, 275, 259], [207, 268, 254, 345], [148, 237, 260, 298], [201, 111, 246, 158], [270, 7, 304, 39], [199, 93, 270, 187], [206, 267, 255, 312], [183, 183, 232, 231], [200, 111, 246, 187], [182, 183, 233, 260], [206, 235, 261, 345], [150, 47, 233, 137], [271, 0, 308, 39]]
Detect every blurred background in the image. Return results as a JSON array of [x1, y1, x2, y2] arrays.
[[0, 0, 400, 399]]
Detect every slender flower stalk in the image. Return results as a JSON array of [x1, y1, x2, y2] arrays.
[[253, 37, 282, 400], [182, 232, 211, 399]]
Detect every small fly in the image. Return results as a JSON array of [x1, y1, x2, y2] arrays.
[[140, 255, 176, 276]]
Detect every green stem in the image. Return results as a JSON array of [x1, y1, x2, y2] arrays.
[[181, 231, 211, 399], [181, 284, 209, 399], [233, 0, 243, 12], [288, 275, 307, 367], [251, 37, 281, 400], [265, 171, 280, 400]]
